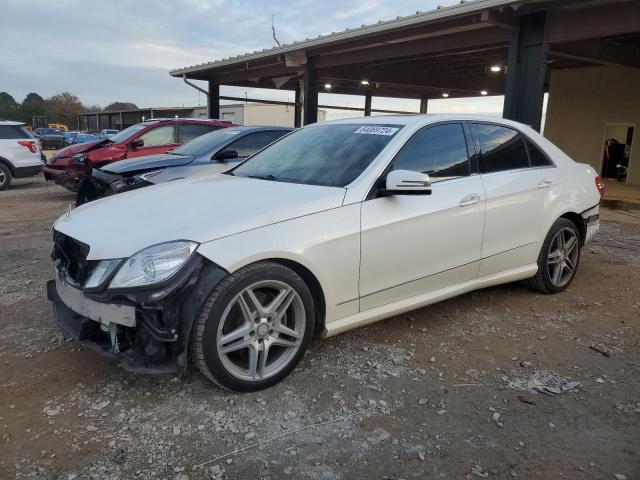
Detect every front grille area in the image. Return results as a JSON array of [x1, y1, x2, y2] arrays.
[[52, 231, 93, 286]]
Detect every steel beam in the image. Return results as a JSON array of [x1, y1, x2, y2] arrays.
[[364, 91, 372, 117], [313, 27, 509, 69], [303, 60, 319, 125], [503, 11, 547, 131], [546, 1, 640, 44], [420, 95, 428, 114], [207, 82, 220, 119], [294, 85, 302, 128], [550, 39, 640, 69]]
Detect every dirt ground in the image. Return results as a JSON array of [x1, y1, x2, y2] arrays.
[[1, 176, 639, 480]]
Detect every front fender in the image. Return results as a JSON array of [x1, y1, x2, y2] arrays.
[[196, 204, 362, 324]]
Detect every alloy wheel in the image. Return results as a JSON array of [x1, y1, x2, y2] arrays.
[[215, 280, 305, 381], [547, 227, 579, 288], [0, 169, 6, 186]]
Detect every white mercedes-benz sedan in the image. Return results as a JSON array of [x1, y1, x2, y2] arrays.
[[48, 115, 603, 391]]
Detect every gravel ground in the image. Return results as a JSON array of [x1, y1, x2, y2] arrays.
[[1, 176, 639, 480]]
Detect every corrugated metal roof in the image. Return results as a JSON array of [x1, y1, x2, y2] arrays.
[[169, 0, 523, 77]]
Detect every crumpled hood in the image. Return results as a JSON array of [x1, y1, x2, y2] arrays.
[[50, 139, 109, 164], [101, 153, 195, 174], [53, 174, 346, 260]]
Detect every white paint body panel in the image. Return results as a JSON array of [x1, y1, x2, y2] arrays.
[[360, 175, 485, 309], [53, 115, 601, 335], [54, 174, 345, 260]]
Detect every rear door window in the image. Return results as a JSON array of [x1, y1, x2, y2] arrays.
[[391, 123, 470, 181], [472, 123, 530, 173], [139, 125, 176, 147], [524, 137, 554, 167], [178, 124, 212, 143], [0, 125, 33, 139]]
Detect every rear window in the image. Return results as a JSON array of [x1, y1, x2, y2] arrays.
[[178, 123, 213, 143], [472, 123, 530, 173], [0, 125, 33, 139]]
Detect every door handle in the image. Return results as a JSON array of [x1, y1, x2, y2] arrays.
[[537, 178, 552, 188], [459, 193, 481, 207]]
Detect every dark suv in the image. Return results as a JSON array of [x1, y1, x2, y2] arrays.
[[43, 118, 234, 194], [34, 128, 66, 149]]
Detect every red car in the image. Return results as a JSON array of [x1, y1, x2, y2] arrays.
[[43, 118, 234, 196]]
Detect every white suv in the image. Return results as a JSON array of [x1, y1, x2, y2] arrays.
[[0, 120, 44, 190]]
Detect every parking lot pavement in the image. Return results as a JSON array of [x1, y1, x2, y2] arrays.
[[1, 176, 639, 480]]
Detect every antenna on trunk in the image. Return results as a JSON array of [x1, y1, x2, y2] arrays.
[[272, 15, 281, 47]]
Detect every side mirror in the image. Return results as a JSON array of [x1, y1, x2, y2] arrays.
[[381, 169, 432, 196], [130, 138, 144, 149], [215, 149, 239, 161]]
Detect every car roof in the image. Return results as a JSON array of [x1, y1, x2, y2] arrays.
[[141, 118, 235, 125], [313, 114, 532, 130], [226, 125, 293, 132], [0, 119, 25, 126]]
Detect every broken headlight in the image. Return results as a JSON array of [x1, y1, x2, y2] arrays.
[[84, 259, 121, 289], [109, 241, 198, 289], [137, 169, 165, 181]]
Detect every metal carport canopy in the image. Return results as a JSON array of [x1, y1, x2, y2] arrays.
[[169, 0, 640, 128]]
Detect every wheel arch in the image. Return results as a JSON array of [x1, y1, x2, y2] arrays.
[[267, 258, 327, 337], [559, 211, 586, 245], [0, 157, 16, 177], [216, 254, 328, 337]]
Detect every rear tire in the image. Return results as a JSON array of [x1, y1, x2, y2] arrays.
[[0, 163, 12, 191], [192, 262, 315, 391], [523, 217, 581, 294]]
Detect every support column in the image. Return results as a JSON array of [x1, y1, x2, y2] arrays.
[[208, 82, 220, 119], [294, 84, 302, 128], [303, 59, 319, 125], [503, 10, 547, 131], [419, 95, 428, 114], [364, 91, 372, 117]]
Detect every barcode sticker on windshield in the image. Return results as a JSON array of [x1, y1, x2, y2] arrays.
[[354, 126, 399, 136]]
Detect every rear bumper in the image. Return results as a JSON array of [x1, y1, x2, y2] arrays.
[[14, 163, 44, 178], [581, 205, 600, 246]]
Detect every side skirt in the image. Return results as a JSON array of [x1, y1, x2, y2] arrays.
[[323, 264, 538, 338]]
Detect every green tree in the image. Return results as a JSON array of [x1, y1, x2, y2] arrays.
[[20, 93, 46, 123], [45, 92, 85, 129], [104, 102, 138, 112], [0, 92, 21, 120]]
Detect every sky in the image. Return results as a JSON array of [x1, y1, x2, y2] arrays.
[[0, 0, 509, 120]]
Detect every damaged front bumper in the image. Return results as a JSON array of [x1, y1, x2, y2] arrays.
[[47, 254, 226, 373], [43, 165, 84, 192], [92, 168, 152, 197]]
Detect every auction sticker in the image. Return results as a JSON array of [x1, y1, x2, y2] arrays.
[[354, 126, 399, 136]]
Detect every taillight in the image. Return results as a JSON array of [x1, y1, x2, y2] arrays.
[[595, 175, 605, 198], [18, 140, 37, 153]]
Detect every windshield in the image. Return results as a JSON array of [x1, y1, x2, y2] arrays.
[[172, 128, 243, 156], [108, 123, 147, 143], [232, 124, 402, 187]]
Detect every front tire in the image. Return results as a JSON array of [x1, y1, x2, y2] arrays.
[[76, 180, 99, 206], [193, 262, 315, 391], [524, 218, 581, 293]]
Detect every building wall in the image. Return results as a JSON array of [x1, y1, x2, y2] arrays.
[[544, 65, 640, 186], [194, 103, 327, 126]]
